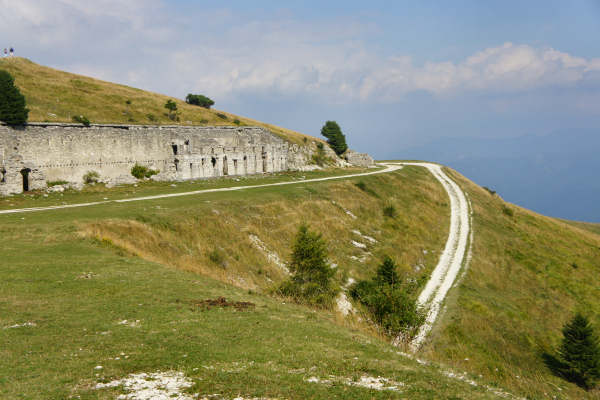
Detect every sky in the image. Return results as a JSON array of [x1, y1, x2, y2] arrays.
[[1, 0, 599, 220]]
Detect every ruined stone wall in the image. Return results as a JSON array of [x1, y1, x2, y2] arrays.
[[0, 123, 291, 195]]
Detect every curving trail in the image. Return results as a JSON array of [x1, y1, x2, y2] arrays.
[[0, 161, 471, 353], [0, 164, 403, 215], [388, 163, 472, 352]]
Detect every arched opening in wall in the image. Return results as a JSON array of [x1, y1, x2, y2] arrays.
[[233, 159, 238, 175], [0, 168, 6, 183], [262, 153, 267, 173], [243, 156, 247, 173], [223, 156, 229, 176], [211, 157, 217, 167], [20, 168, 31, 192], [174, 159, 179, 172], [172, 144, 178, 155]]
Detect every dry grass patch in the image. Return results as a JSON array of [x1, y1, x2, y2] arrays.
[[0, 57, 318, 145]]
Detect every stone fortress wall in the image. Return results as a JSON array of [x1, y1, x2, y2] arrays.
[[0, 123, 295, 195]]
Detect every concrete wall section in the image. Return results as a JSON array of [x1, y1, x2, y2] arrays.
[[0, 123, 290, 195]]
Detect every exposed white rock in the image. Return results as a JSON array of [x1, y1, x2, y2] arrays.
[[248, 234, 289, 274], [95, 371, 194, 400]]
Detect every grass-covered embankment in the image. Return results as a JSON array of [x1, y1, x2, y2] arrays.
[[0, 57, 315, 145], [1, 166, 498, 399], [425, 168, 600, 399]]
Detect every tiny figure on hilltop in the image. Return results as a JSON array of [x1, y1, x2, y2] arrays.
[[3, 48, 7, 57], [9, 47, 14, 57]]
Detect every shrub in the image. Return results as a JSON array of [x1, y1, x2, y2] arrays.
[[164, 99, 179, 121], [544, 313, 600, 390], [277, 225, 338, 307], [483, 186, 496, 196], [146, 113, 157, 122], [72, 115, 91, 126], [320, 120, 348, 156], [383, 203, 397, 218], [354, 181, 380, 198], [208, 249, 227, 268], [131, 164, 159, 179], [233, 119, 241, 126], [311, 142, 328, 167], [502, 205, 514, 217], [216, 113, 228, 120], [0, 70, 29, 125], [350, 256, 423, 337], [199, 119, 208, 124], [125, 99, 132, 105], [83, 170, 100, 184], [185, 94, 215, 109]]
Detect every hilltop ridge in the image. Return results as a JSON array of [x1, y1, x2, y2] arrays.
[[0, 57, 315, 145]]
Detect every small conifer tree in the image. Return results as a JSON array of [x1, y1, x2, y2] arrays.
[[0, 70, 29, 125], [320, 121, 348, 156], [553, 314, 600, 390], [277, 225, 338, 307]]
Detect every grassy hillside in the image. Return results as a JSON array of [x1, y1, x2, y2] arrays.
[[425, 169, 600, 399], [0, 167, 505, 399], [0, 57, 315, 145]]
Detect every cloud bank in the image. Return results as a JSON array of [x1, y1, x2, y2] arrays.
[[1, 1, 599, 104]]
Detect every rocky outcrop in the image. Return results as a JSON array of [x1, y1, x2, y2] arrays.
[[345, 150, 375, 167]]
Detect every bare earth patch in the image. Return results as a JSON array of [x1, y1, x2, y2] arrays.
[[95, 371, 193, 400], [192, 297, 256, 312]]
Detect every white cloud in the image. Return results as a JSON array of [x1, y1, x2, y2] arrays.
[[1, 1, 598, 104]]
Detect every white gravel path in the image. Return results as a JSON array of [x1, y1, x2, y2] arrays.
[[388, 163, 471, 352], [0, 164, 403, 215]]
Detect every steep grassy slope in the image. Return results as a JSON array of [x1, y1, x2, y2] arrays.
[[0, 167, 499, 399], [0, 57, 314, 145], [425, 169, 600, 399]]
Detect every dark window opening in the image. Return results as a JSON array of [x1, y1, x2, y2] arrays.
[[211, 157, 217, 167], [190, 163, 193, 171], [201, 158, 205, 166], [184, 140, 189, 145], [0, 168, 6, 183], [20, 168, 31, 192], [172, 144, 178, 155], [174, 159, 179, 171]]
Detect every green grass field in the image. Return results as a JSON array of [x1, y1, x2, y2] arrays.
[[0, 166, 505, 399]]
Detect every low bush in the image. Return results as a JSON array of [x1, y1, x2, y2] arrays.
[[83, 170, 100, 184], [216, 113, 228, 120], [131, 164, 159, 179], [350, 256, 424, 338], [483, 186, 496, 196], [311, 142, 329, 167], [355, 181, 380, 198], [502, 205, 514, 217], [146, 113, 157, 122], [383, 203, 397, 218], [72, 115, 90, 126], [276, 225, 339, 308], [233, 119, 241, 126], [185, 94, 215, 109], [208, 249, 226, 268]]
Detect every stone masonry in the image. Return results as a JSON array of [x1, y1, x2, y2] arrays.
[[0, 123, 294, 195]]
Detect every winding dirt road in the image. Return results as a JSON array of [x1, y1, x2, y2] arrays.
[[390, 163, 472, 352], [0, 164, 403, 215], [0, 162, 471, 353]]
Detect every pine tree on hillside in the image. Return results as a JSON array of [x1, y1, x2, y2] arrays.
[[277, 225, 338, 307], [548, 313, 600, 390], [0, 70, 29, 125], [320, 120, 348, 156]]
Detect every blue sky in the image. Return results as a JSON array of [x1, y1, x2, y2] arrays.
[[1, 1, 599, 219]]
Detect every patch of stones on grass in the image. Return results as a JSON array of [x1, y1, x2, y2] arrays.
[[95, 371, 194, 400], [305, 374, 404, 392], [248, 234, 289, 274], [3, 321, 36, 329], [331, 200, 357, 219]]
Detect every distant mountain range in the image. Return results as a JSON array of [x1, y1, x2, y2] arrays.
[[403, 129, 600, 222]]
